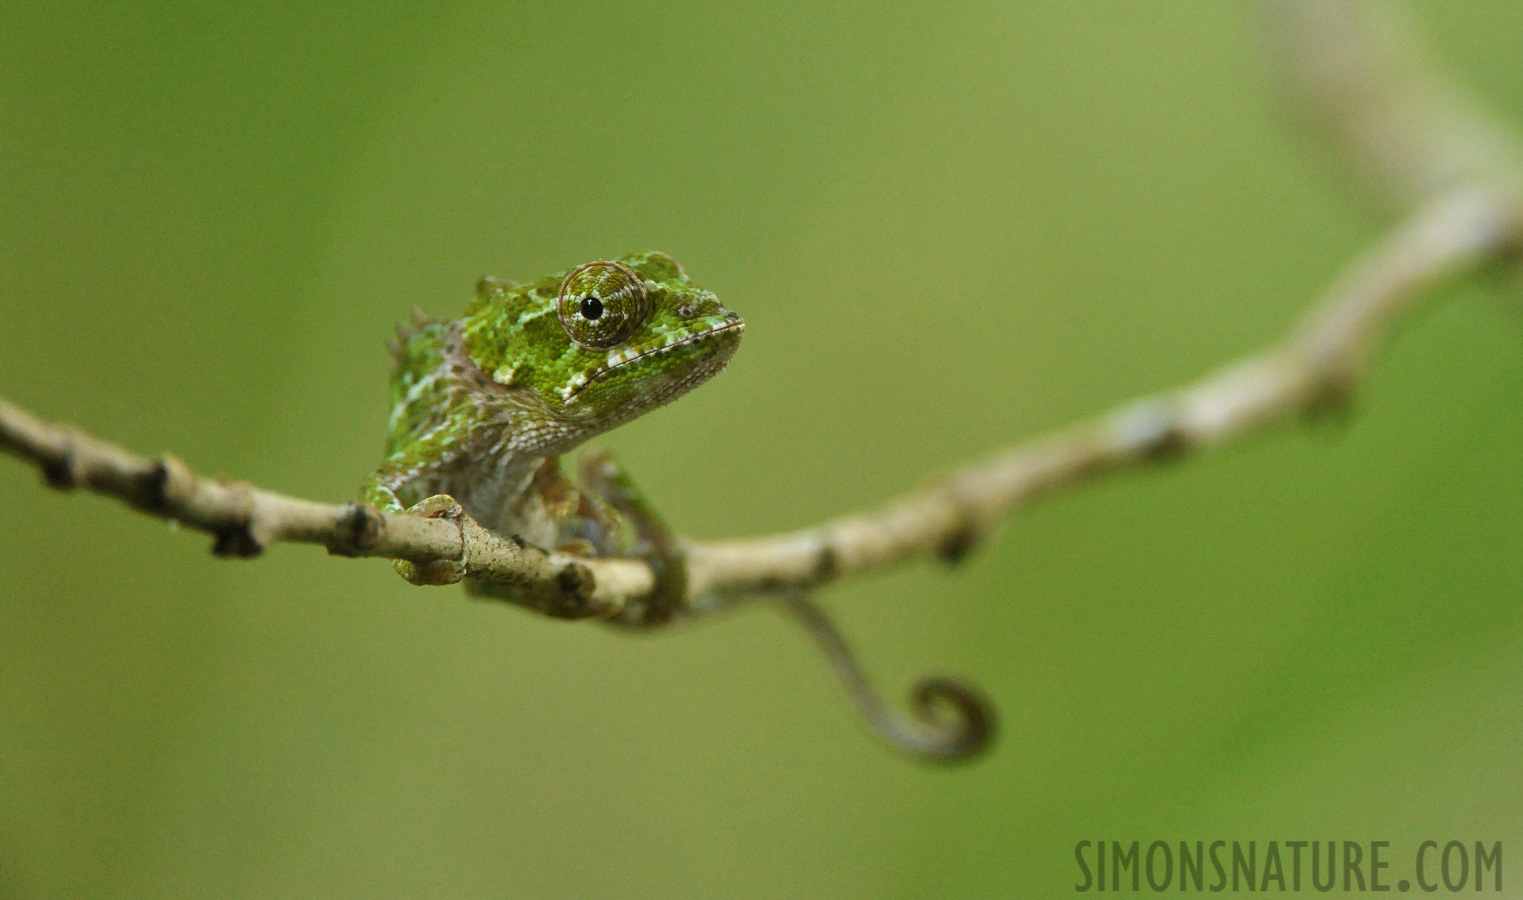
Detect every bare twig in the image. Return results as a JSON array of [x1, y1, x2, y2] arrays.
[[687, 185, 1520, 606], [2, 0, 1520, 625], [1262, 0, 1523, 207], [0, 396, 651, 618]]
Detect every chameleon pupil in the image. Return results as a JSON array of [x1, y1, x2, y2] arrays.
[[580, 296, 604, 320]]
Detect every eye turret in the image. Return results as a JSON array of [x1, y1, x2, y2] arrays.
[[557, 261, 648, 348]]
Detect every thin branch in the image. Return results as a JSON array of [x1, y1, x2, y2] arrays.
[[2, 0, 1520, 626], [685, 185, 1519, 605], [1262, 0, 1523, 208], [0, 397, 651, 618], [686, 0, 1523, 604]]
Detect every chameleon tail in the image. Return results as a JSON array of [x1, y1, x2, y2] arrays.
[[778, 593, 996, 762]]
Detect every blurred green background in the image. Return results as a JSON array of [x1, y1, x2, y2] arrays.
[[4, 1, 1523, 896]]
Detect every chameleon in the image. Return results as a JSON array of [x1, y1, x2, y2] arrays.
[[358, 251, 991, 759], [360, 251, 743, 622]]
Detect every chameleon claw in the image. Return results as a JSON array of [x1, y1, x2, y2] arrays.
[[779, 593, 997, 762], [408, 493, 464, 520]]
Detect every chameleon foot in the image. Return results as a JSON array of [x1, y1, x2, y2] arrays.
[[394, 494, 468, 586], [579, 447, 687, 626]]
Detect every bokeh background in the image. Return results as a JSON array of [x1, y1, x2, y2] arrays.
[[4, 1, 1523, 896]]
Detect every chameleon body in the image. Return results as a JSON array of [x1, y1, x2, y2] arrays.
[[360, 251, 743, 607], [357, 252, 990, 758]]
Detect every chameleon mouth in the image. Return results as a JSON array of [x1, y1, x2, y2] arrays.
[[561, 318, 745, 402]]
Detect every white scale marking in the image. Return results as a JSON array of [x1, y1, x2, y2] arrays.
[[388, 372, 440, 432]]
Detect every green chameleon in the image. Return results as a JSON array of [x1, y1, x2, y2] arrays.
[[359, 251, 991, 759], [360, 251, 742, 622]]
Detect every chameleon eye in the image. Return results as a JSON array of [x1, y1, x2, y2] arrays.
[[557, 261, 647, 348]]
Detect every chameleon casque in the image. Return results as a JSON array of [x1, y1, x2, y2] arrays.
[[360, 251, 742, 622], [359, 251, 989, 759]]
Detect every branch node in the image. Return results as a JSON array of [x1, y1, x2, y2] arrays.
[[812, 544, 839, 579], [1111, 398, 1188, 462], [212, 526, 264, 558], [934, 521, 981, 565], [209, 481, 262, 558], [133, 454, 194, 512], [548, 563, 597, 612], [935, 487, 993, 565], [1301, 374, 1358, 424], [328, 502, 385, 556], [38, 431, 83, 491]]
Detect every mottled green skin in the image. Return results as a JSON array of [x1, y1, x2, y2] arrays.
[[361, 251, 742, 554]]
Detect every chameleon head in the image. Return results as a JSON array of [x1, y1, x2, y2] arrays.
[[463, 251, 744, 447]]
